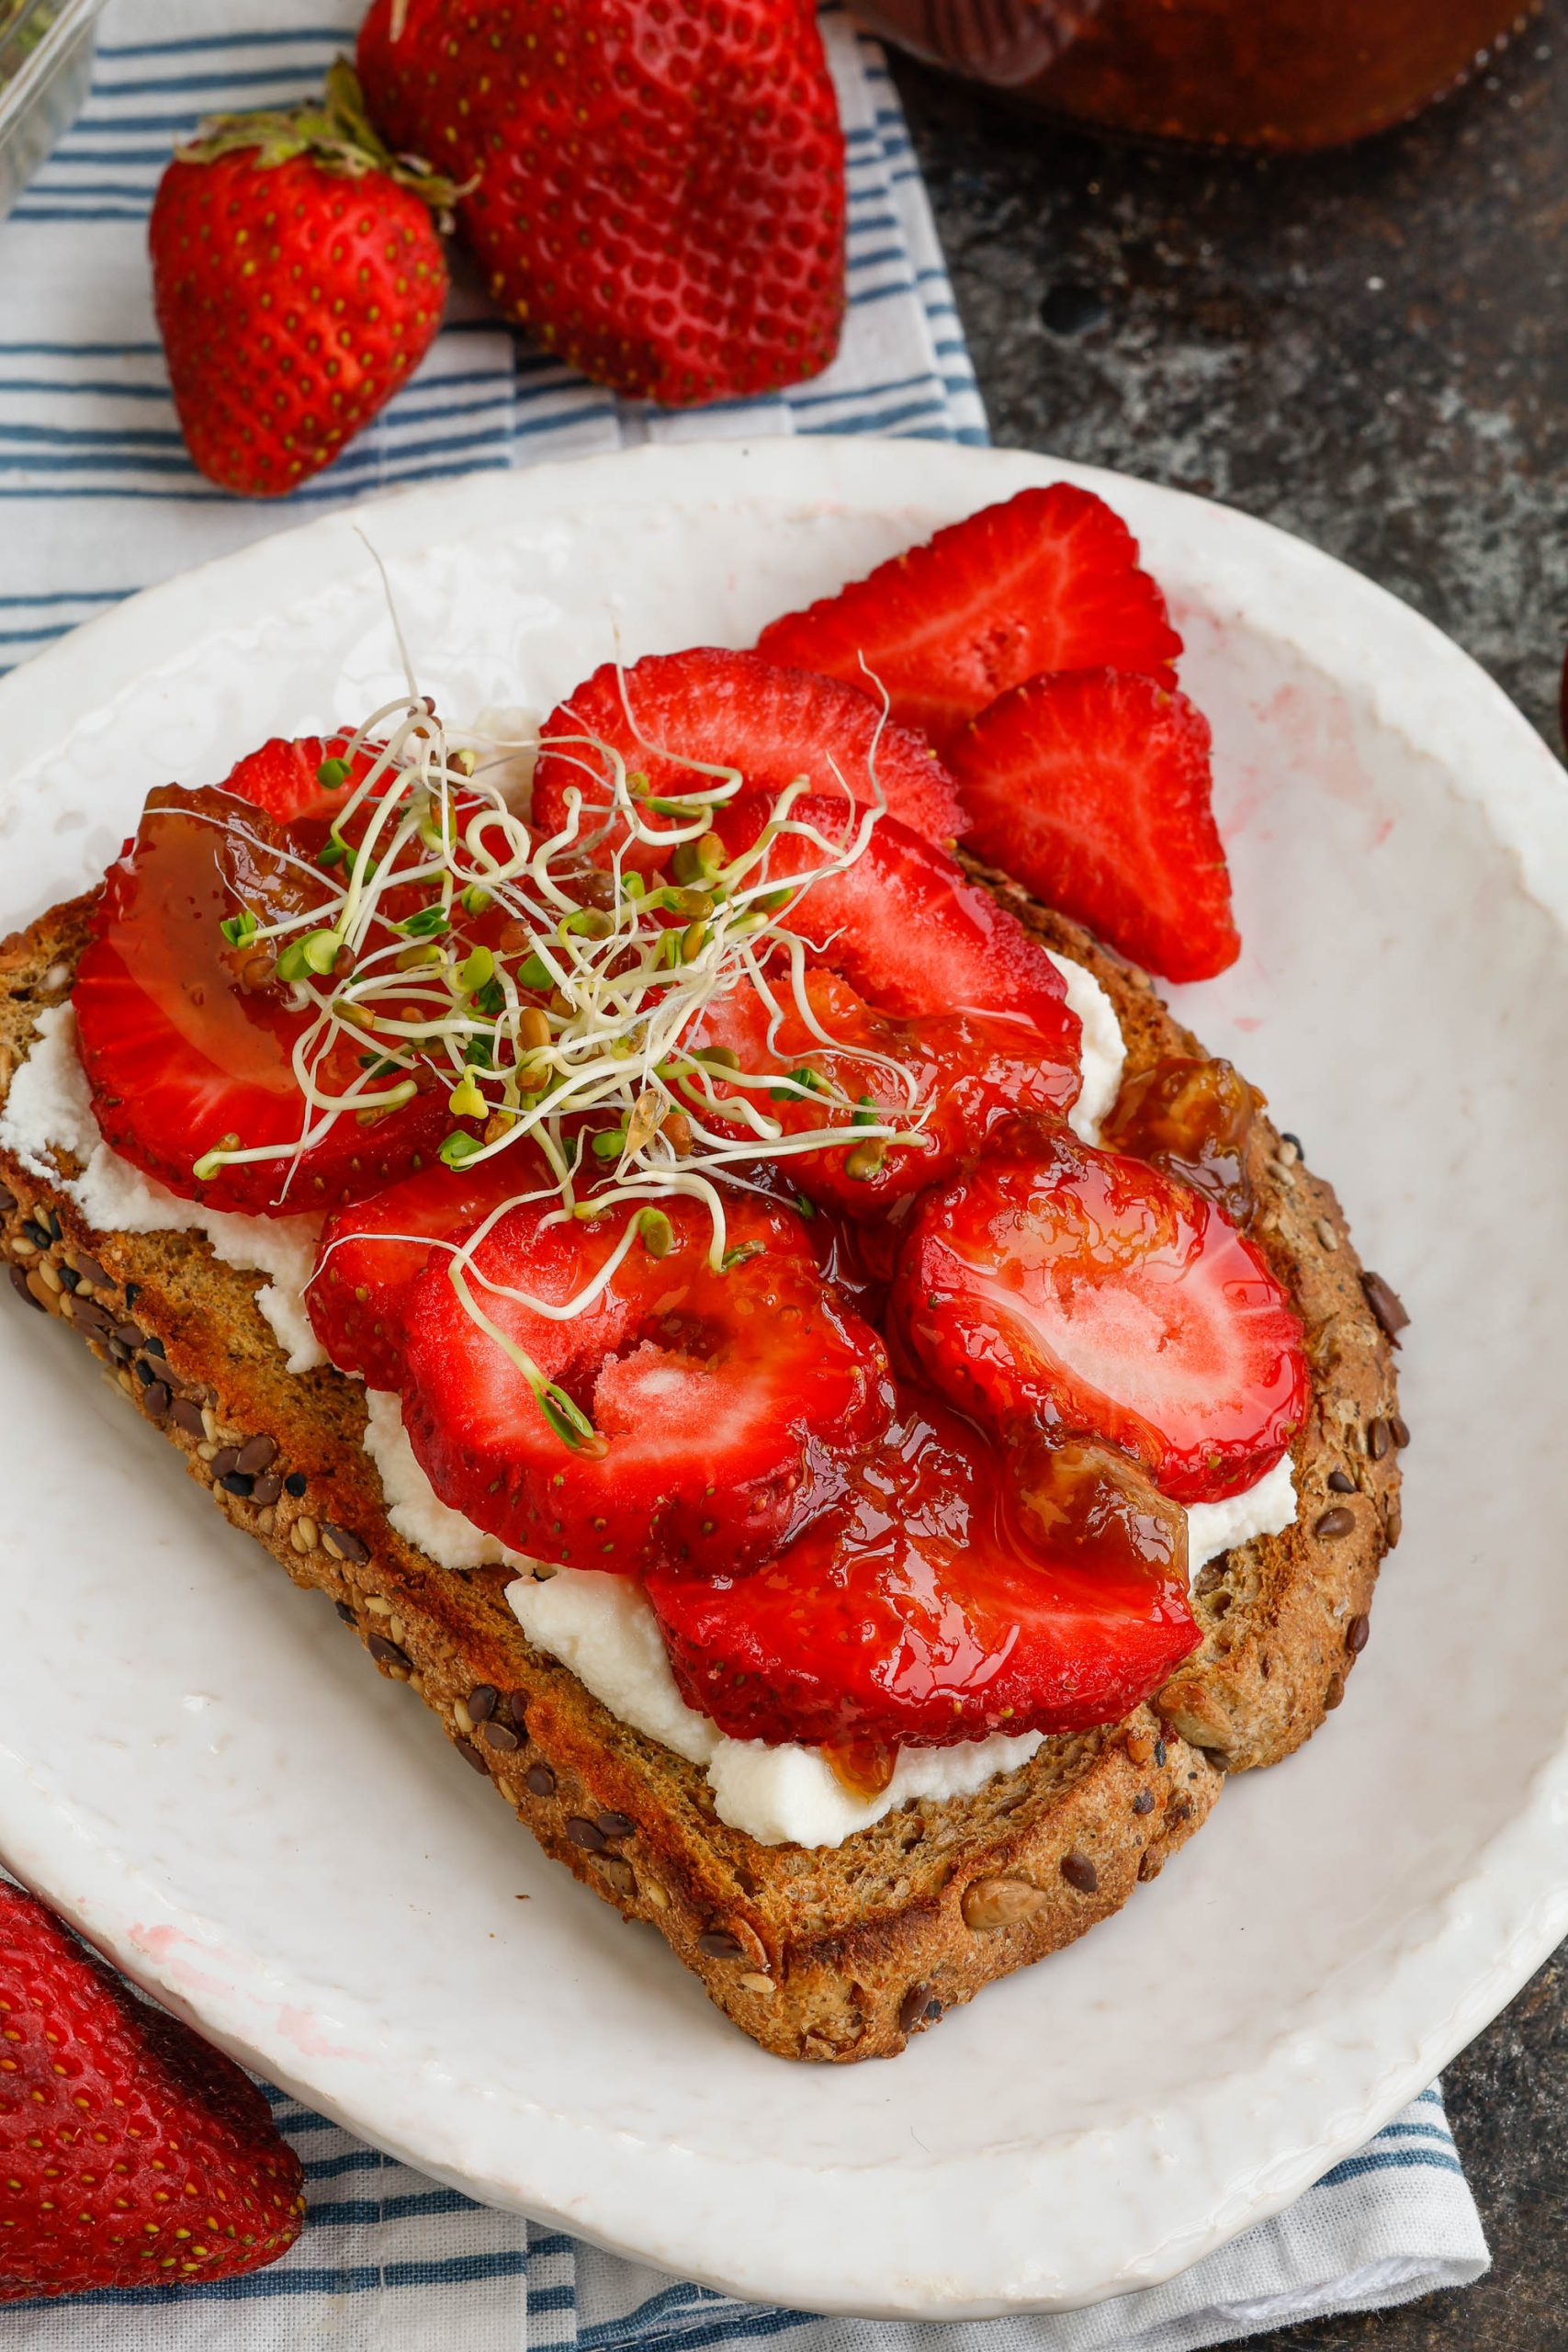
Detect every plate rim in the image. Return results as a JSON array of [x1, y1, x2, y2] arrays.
[[1, 434, 1564, 2319]]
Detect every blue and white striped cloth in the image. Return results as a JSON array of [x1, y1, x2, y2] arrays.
[[0, 2076, 1487, 2348], [0, 3, 1487, 2341]]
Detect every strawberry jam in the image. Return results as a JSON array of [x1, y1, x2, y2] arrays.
[[74, 785, 451, 1216], [697, 967, 1079, 1220], [895, 1120, 1307, 1504], [647, 1387, 1199, 1749], [1100, 1053, 1259, 1223]]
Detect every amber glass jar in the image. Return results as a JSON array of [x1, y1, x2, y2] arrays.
[[856, 0, 1539, 151]]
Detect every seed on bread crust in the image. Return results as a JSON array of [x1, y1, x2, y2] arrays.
[[321, 1521, 370, 1566], [1360, 1270, 1409, 1342], [962, 1877, 1047, 1931], [897, 1982, 942, 2034]]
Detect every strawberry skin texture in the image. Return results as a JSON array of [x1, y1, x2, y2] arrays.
[[950, 667, 1240, 983], [0, 1883, 304, 2300], [357, 0, 845, 405], [754, 486, 1183, 746], [533, 649, 964, 854], [149, 150, 447, 497]]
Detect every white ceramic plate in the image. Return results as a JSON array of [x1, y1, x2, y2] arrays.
[[1, 438, 1565, 2321]]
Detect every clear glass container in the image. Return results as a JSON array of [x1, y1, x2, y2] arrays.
[[856, 0, 1540, 152], [0, 0, 108, 223]]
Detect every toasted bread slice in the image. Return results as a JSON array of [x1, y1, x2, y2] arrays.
[[0, 884, 1401, 2061]]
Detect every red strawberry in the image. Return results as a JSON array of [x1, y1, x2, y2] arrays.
[[358, 0, 845, 406], [949, 668, 1240, 982], [894, 1123, 1307, 1505], [0, 1879, 303, 2300], [220, 734, 370, 826], [648, 1391, 1199, 1747], [307, 1143, 550, 1390], [532, 650, 964, 858], [754, 487, 1182, 747], [150, 62, 456, 497], [400, 1190, 890, 1574], [710, 791, 1076, 1036], [694, 967, 1079, 1220], [73, 786, 453, 1216]]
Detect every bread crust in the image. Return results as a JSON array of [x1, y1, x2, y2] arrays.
[[961, 854, 1406, 1775], [0, 881, 1400, 2060]]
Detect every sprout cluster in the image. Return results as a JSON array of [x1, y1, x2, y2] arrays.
[[201, 684, 932, 1445]]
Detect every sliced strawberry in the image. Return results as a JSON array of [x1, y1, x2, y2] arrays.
[[894, 1124, 1307, 1504], [694, 967, 1078, 1220], [753, 486, 1182, 747], [949, 669, 1239, 982], [400, 1190, 891, 1574], [73, 785, 452, 1216], [647, 1390, 1199, 1747], [711, 792, 1075, 1039], [307, 1141, 551, 1388], [531, 648, 964, 865], [220, 733, 369, 825]]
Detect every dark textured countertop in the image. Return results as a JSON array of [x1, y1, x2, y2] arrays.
[[891, 15, 1567, 2346]]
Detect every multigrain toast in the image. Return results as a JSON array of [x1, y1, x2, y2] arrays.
[[0, 881, 1404, 2063]]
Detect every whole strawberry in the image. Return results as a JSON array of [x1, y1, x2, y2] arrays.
[[150, 61, 458, 496], [358, 0, 845, 407], [0, 1881, 305, 2300]]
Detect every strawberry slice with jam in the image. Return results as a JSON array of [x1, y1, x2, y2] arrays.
[[306, 1142, 550, 1388], [894, 1123, 1307, 1505], [399, 1189, 891, 1575], [712, 792, 1075, 1038], [531, 648, 964, 862], [949, 669, 1239, 982], [647, 1392, 1199, 1747], [694, 967, 1078, 1220], [753, 486, 1182, 748], [73, 785, 452, 1216]]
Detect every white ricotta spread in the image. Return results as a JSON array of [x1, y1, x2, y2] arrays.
[[459, 703, 542, 808], [362, 1390, 533, 1571], [0, 1004, 328, 1374], [1045, 952, 1125, 1146], [505, 1567, 1045, 1846], [1187, 1452, 1297, 1571]]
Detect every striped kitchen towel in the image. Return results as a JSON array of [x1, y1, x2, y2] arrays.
[[0, 0, 986, 674], [0, 2077, 1487, 2348]]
